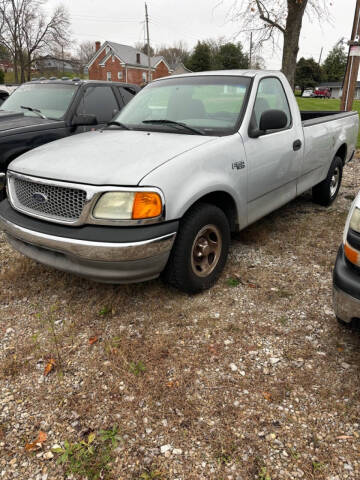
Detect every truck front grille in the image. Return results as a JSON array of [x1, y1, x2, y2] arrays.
[[11, 176, 87, 222]]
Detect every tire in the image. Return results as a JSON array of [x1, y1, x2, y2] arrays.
[[162, 203, 230, 293], [312, 156, 343, 206], [337, 316, 351, 328]]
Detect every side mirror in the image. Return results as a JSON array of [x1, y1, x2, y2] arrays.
[[249, 109, 288, 138], [259, 109, 288, 131], [72, 114, 98, 127]]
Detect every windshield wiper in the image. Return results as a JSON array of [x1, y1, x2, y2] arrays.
[[20, 105, 47, 119], [142, 119, 205, 135], [106, 121, 132, 130]]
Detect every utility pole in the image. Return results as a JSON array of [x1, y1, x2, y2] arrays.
[[249, 32, 252, 69], [145, 3, 151, 83], [341, 0, 360, 111], [318, 47, 323, 66]]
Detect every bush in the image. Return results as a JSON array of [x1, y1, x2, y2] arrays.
[[0, 70, 4, 85]]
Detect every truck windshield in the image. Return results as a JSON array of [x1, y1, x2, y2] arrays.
[[114, 75, 251, 136], [0, 83, 77, 120]]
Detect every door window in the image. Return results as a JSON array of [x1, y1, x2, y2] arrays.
[[77, 86, 118, 123], [118, 86, 136, 104], [252, 77, 291, 130]]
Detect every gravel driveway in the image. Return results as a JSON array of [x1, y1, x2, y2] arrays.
[[1, 159, 360, 480]]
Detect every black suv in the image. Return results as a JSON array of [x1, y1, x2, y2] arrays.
[[0, 79, 140, 172]]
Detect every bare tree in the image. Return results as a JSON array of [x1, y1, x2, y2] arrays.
[[77, 40, 95, 67], [155, 41, 189, 68], [225, 0, 328, 88], [0, 0, 70, 82]]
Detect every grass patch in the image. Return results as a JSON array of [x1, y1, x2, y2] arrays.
[[53, 427, 121, 480]]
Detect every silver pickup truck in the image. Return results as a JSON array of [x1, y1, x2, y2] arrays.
[[0, 70, 358, 292]]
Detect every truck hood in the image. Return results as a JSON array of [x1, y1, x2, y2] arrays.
[[9, 129, 216, 186], [0, 110, 62, 134]]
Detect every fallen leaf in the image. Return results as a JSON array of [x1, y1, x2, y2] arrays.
[[89, 336, 98, 345], [336, 435, 353, 440], [25, 431, 47, 451], [44, 358, 56, 376], [262, 391, 272, 401]]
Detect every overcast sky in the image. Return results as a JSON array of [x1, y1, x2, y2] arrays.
[[47, 0, 355, 70]]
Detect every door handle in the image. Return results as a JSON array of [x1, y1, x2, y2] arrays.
[[293, 139, 302, 151]]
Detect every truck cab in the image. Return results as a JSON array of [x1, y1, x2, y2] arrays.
[[0, 70, 358, 293]]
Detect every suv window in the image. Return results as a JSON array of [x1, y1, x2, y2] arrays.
[[252, 77, 291, 130], [118, 86, 137, 105], [77, 86, 118, 123]]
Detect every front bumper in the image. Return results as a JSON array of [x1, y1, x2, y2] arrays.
[[333, 245, 360, 323], [0, 199, 178, 283]]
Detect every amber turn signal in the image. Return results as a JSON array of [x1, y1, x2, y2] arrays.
[[344, 242, 360, 266], [132, 192, 162, 219]]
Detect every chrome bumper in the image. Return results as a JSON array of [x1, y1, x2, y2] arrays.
[[0, 213, 176, 262], [333, 286, 360, 323], [0, 213, 176, 283]]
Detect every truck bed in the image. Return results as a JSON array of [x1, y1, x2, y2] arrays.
[[301, 110, 358, 126]]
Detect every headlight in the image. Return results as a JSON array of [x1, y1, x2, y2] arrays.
[[93, 191, 162, 220], [350, 207, 360, 233]]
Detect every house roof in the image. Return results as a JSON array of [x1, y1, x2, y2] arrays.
[[87, 41, 171, 71]]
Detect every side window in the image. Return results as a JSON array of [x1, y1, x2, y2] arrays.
[[118, 86, 136, 105], [252, 77, 291, 130], [77, 86, 119, 123]]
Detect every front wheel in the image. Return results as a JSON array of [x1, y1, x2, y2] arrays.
[[312, 156, 343, 206], [162, 203, 230, 293]]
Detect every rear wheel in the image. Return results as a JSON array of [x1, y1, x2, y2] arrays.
[[162, 203, 230, 293], [312, 156, 343, 206]]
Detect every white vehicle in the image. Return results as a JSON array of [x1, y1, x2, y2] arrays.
[[0, 70, 358, 292], [302, 89, 314, 97], [333, 191, 360, 323]]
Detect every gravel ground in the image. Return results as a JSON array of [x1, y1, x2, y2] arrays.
[[1, 159, 360, 480]]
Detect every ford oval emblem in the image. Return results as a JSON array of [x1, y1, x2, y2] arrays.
[[32, 192, 48, 203]]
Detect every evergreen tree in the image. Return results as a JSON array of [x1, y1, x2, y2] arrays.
[[322, 41, 347, 82], [186, 42, 211, 72], [295, 57, 322, 94], [215, 42, 249, 70]]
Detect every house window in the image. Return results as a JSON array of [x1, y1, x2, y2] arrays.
[[106, 47, 110, 54], [107, 72, 111, 81], [112, 56, 115, 63], [118, 71, 123, 80], [142, 71, 147, 82]]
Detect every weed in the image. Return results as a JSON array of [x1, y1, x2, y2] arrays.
[[279, 316, 288, 326], [53, 429, 120, 480], [129, 361, 146, 375], [312, 460, 325, 472], [99, 425, 121, 448], [258, 466, 271, 480], [226, 277, 240, 287], [139, 470, 164, 480], [99, 306, 111, 316], [289, 448, 300, 460]]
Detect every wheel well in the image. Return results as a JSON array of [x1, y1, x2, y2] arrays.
[[336, 144, 347, 165], [189, 191, 238, 231]]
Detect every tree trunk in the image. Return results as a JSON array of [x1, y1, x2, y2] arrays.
[[281, 0, 308, 89]]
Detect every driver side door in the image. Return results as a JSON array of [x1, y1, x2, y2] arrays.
[[244, 76, 303, 224]]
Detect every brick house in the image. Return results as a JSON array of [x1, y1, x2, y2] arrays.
[[0, 60, 14, 73], [87, 41, 172, 85]]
